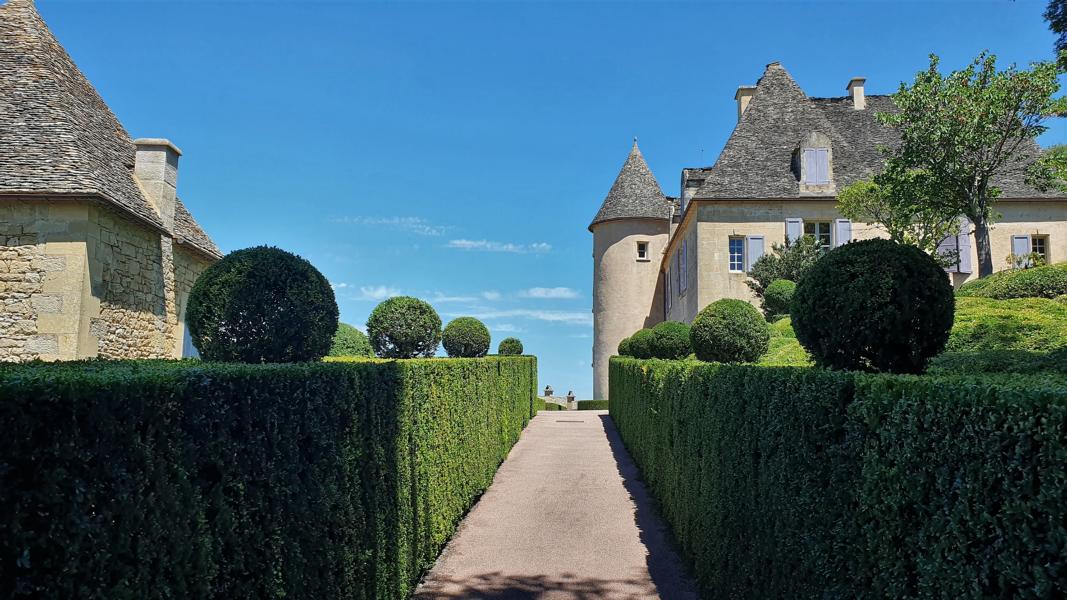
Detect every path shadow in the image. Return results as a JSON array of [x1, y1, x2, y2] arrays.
[[412, 571, 655, 600], [596, 414, 700, 600]]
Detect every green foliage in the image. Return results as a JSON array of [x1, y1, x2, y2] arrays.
[[610, 358, 1067, 599], [329, 323, 374, 357], [366, 297, 442, 358], [947, 296, 1067, 353], [617, 336, 633, 357], [0, 357, 537, 600], [497, 337, 524, 355], [648, 321, 692, 359], [539, 401, 567, 411], [957, 262, 1067, 299], [627, 328, 655, 359], [877, 52, 1065, 276], [576, 400, 609, 410], [758, 317, 811, 367], [187, 246, 339, 363], [762, 279, 796, 318], [746, 235, 824, 298], [690, 299, 769, 363], [837, 176, 961, 266], [793, 239, 954, 373], [1046, 0, 1067, 54], [442, 317, 491, 358]]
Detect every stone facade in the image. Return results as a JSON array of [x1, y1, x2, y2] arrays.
[[0, 199, 214, 362]]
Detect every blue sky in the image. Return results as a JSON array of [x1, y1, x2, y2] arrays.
[[41, 0, 1064, 398]]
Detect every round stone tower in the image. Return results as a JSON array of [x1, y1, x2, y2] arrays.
[[589, 141, 671, 401]]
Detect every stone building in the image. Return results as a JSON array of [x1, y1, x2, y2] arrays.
[[0, 0, 221, 361], [590, 61, 1067, 400]]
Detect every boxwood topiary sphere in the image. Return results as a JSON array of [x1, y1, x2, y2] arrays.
[[443, 317, 491, 358], [329, 323, 374, 357], [617, 336, 633, 357], [763, 279, 796, 317], [649, 321, 692, 359], [498, 337, 524, 355], [628, 328, 656, 359], [792, 238, 954, 374], [690, 299, 770, 363], [186, 246, 338, 363], [366, 296, 442, 358]]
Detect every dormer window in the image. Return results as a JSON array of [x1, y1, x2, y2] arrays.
[[802, 148, 829, 184]]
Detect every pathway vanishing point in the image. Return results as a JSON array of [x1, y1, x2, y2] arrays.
[[414, 411, 700, 600]]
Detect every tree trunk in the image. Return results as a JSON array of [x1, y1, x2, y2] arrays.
[[974, 216, 995, 278]]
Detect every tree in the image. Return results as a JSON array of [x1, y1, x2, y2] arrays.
[[1046, 0, 1067, 55], [837, 173, 960, 267], [747, 235, 824, 298], [878, 53, 1064, 277]]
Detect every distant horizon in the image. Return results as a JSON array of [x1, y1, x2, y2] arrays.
[[38, 0, 1065, 398]]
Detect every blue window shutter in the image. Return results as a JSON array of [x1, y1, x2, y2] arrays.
[[818, 149, 829, 183], [833, 219, 851, 247], [936, 234, 958, 273], [745, 236, 765, 272], [957, 219, 972, 274], [802, 149, 814, 183], [786, 218, 803, 243], [1012, 235, 1032, 266]]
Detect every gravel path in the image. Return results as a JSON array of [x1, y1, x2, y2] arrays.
[[413, 411, 700, 600]]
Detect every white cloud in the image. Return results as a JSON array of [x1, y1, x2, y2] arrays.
[[330, 281, 350, 290], [333, 216, 447, 236], [431, 293, 478, 303], [454, 308, 592, 327], [492, 323, 522, 333], [519, 287, 580, 299], [482, 290, 502, 301], [446, 239, 552, 254], [358, 285, 402, 301]]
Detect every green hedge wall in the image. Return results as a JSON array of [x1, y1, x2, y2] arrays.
[[0, 356, 537, 600], [576, 400, 609, 410], [609, 357, 1067, 599]]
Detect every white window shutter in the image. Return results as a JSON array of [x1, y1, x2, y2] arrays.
[[786, 218, 803, 243], [816, 149, 829, 183], [1012, 234, 1032, 267], [834, 219, 852, 247], [957, 219, 972, 274], [745, 236, 765, 272]]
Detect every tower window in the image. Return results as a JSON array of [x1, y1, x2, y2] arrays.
[[636, 241, 649, 261]]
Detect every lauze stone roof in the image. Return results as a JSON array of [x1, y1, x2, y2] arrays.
[[694, 62, 1059, 201], [0, 0, 221, 258], [589, 140, 672, 230]]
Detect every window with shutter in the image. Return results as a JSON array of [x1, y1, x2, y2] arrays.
[[786, 218, 803, 243], [833, 219, 851, 247], [1011, 235, 1032, 268], [802, 148, 830, 184], [745, 236, 765, 272]]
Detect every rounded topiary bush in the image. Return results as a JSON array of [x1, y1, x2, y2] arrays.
[[442, 317, 491, 358], [366, 296, 442, 358], [329, 323, 374, 357], [792, 238, 954, 374], [649, 321, 692, 359], [763, 279, 796, 317], [690, 299, 770, 363], [617, 336, 633, 357], [187, 246, 338, 363], [628, 328, 655, 359], [957, 263, 1067, 300], [498, 337, 524, 355]]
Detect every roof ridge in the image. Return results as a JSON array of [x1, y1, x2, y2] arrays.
[[588, 140, 670, 230]]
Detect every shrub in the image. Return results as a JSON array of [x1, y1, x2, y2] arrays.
[[0, 357, 537, 599], [627, 328, 656, 359], [329, 323, 374, 357], [747, 235, 824, 297], [649, 321, 692, 359], [763, 279, 796, 317], [957, 262, 1067, 299], [186, 246, 338, 363], [792, 239, 954, 374], [609, 358, 1067, 599], [498, 337, 524, 355], [366, 296, 442, 358], [442, 317, 491, 358], [576, 400, 609, 410], [690, 299, 769, 363], [617, 336, 633, 357]]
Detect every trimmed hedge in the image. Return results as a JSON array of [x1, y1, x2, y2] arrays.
[[537, 400, 567, 411], [367, 297, 442, 358], [497, 337, 524, 356], [649, 321, 692, 359], [690, 299, 769, 363], [627, 328, 655, 359], [576, 400, 609, 410], [610, 358, 1067, 599], [442, 317, 491, 358], [329, 322, 374, 357], [762, 278, 795, 317], [0, 357, 537, 600], [957, 262, 1067, 299]]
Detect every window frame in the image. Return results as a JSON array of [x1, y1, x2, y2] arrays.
[[679, 239, 688, 293], [1032, 235, 1050, 263], [636, 241, 649, 261], [804, 220, 833, 251], [728, 237, 745, 273]]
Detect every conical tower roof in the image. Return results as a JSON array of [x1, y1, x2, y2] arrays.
[[588, 140, 670, 231], [0, 0, 162, 228]]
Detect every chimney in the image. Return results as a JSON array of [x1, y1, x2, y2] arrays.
[[734, 86, 756, 122], [847, 77, 866, 110], [133, 138, 181, 231]]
